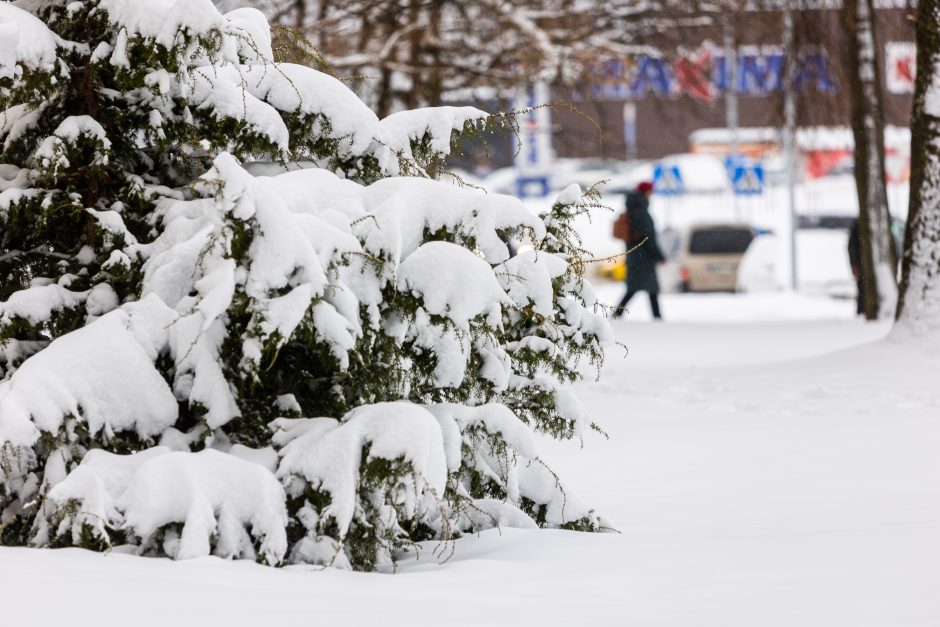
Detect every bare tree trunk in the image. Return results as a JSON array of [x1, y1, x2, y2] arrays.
[[377, 6, 400, 117], [896, 0, 940, 337], [843, 0, 897, 320], [294, 0, 306, 31], [427, 0, 444, 107], [405, 0, 422, 110]]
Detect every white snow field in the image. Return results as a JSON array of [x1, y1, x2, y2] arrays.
[[3, 292, 939, 626]]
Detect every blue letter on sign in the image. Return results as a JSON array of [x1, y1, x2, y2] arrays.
[[738, 53, 784, 95], [630, 56, 672, 98], [795, 53, 835, 92]]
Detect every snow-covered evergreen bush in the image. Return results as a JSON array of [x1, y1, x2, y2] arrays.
[[0, 0, 613, 570]]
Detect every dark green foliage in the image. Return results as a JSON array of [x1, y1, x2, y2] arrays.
[[44, 499, 117, 552], [1, 1, 610, 569], [0, 3, 213, 377], [287, 446, 446, 571]]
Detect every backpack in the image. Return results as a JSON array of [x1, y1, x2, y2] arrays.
[[613, 211, 631, 241]]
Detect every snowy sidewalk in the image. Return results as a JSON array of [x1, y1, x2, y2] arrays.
[[3, 295, 939, 626], [538, 309, 940, 626]]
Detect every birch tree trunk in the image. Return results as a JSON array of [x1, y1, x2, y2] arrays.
[[843, 0, 898, 320], [896, 0, 940, 337]]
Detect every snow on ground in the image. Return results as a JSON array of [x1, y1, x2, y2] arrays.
[[591, 287, 886, 367], [594, 282, 857, 321], [3, 292, 939, 626]]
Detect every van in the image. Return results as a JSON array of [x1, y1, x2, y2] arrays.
[[677, 224, 755, 292]]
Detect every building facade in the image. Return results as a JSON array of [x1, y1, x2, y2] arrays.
[[552, 3, 917, 162]]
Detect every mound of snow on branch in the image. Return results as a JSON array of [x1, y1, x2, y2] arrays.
[[40, 447, 287, 564], [0, 4, 62, 78], [0, 296, 178, 448]]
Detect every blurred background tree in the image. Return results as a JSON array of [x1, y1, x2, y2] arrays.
[[215, 0, 729, 117]]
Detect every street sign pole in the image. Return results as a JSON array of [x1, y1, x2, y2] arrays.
[[623, 102, 637, 161], [724, 12, 740, 221], [783, 8, 799, 291], [724, 13, 739, 158]]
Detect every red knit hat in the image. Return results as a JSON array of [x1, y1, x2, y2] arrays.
[[636, 181, 654, 194]]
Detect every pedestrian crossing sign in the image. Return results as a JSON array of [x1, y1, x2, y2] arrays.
[[731, 164, 765, 196], [653, 164, 684, 196]]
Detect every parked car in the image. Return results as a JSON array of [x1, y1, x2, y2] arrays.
[[672, 224, 756, 292], [799, 213, 906, 256], [737, 214, 905, 297], [736, 230, 856, 297]]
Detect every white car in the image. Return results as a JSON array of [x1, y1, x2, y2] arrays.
[[736, 230, 856, 298]]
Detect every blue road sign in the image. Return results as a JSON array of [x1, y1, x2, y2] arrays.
[[724, 154, 749, 175], [652, 164, 684, 196], [512, 83, 552, 198], [515, 175, 551, 199], [731, 163, 765, 196]]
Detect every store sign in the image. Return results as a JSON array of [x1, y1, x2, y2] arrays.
[[588, 44, 835, 103], [886, 41, 916, 94]]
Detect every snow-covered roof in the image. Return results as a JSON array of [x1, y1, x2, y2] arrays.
[[689, 127, 779, 145], [690, 126, 912, 151]]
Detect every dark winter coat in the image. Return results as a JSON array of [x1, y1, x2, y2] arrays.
[[625, 193, 665, 293]]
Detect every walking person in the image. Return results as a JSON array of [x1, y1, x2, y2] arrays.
[[612, 181, 666, 320]]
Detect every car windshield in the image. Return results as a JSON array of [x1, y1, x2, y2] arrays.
[[689, 228, 754, 254]]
